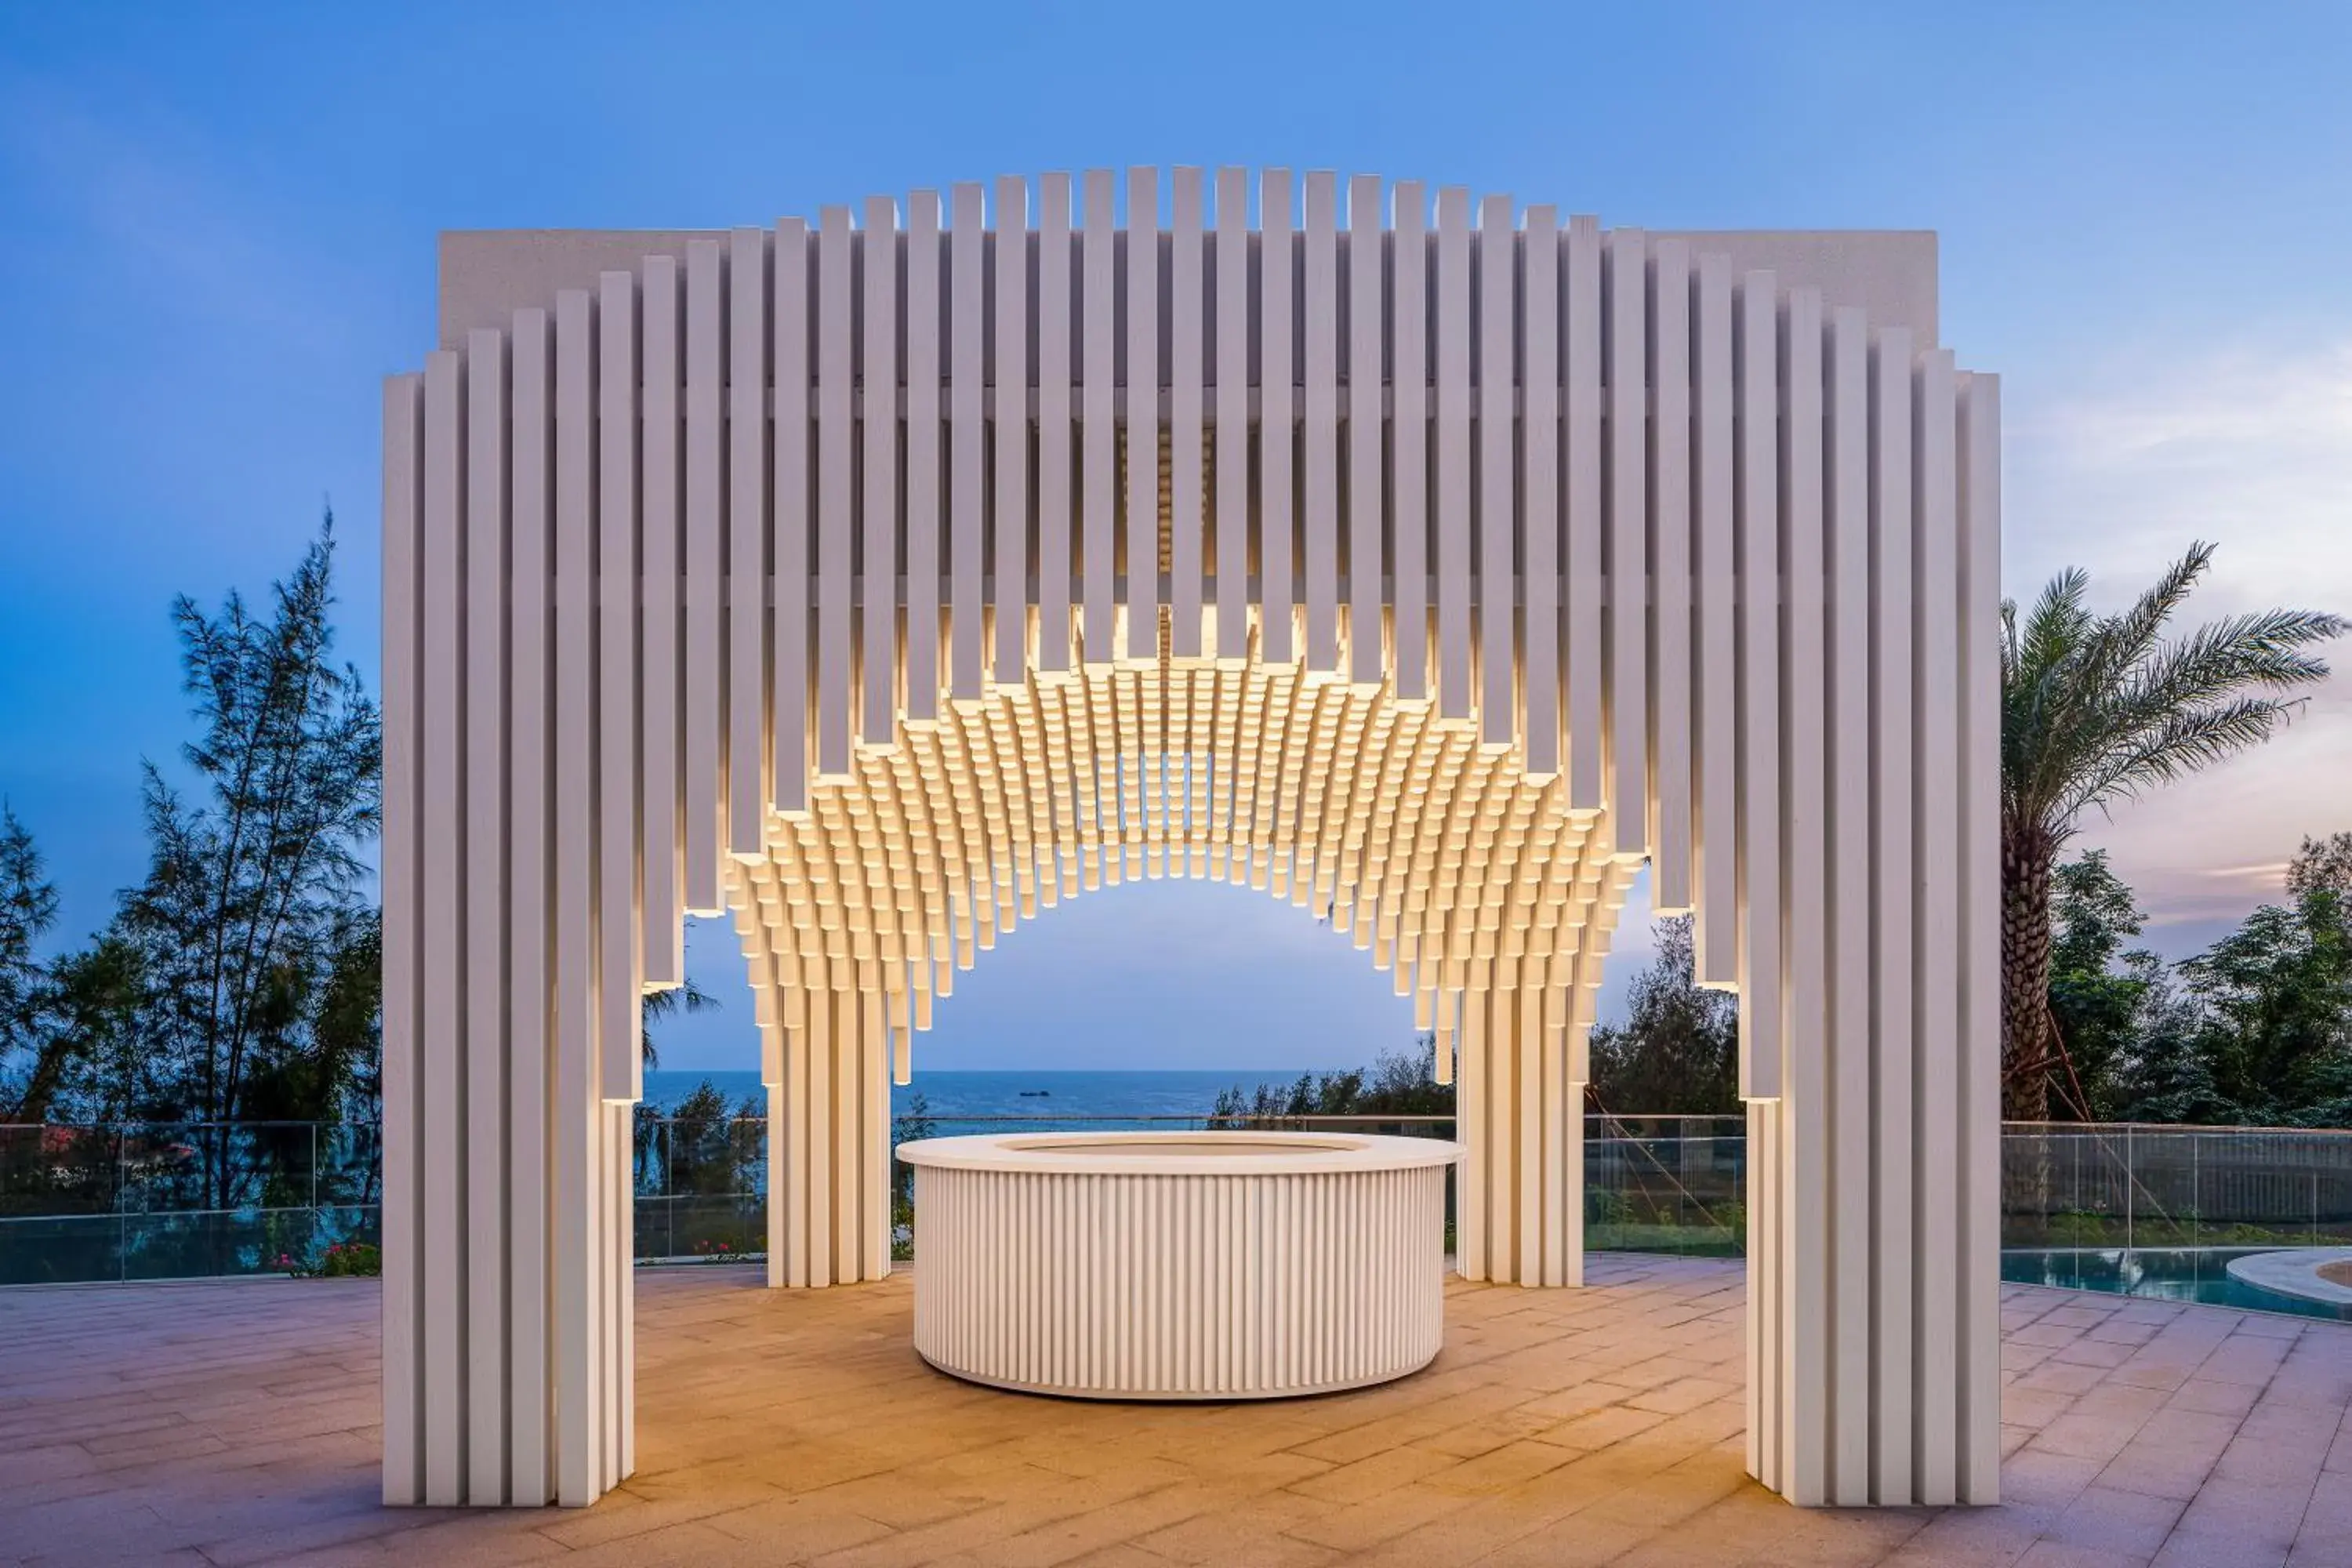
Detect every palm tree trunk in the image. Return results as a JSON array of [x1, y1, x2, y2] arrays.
[[2001, 826, 2056, 1123]]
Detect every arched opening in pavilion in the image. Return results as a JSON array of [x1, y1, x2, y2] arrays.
[[724, 649, 1638, 1290]]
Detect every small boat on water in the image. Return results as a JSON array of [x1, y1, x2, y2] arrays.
[[1018, 1090, 1051, 1098]]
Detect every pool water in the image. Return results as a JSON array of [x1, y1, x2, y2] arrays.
[[2002, 1247, 2352, 1323]]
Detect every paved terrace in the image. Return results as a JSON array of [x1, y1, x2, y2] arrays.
[[2, 1257, 2349, 1568]]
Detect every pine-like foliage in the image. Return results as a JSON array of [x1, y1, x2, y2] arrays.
[[0, 808, 63, 1116], [1586, 916, 1740, 1117], [86, 522, 382, 1154]]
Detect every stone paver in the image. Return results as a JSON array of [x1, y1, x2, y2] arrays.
[[3, 1255, 2350, 1566]]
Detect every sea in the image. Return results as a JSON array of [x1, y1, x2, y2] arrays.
[[641, 1067, 1317, 1129]]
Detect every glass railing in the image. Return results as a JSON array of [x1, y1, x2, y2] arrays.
[[6, 1116, 2346, 1285], [0, 1121, 383, 1285], [2001, 1122, 2352, 1250]]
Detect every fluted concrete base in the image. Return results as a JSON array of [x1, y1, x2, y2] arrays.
[[901, 1133, 1462, 1401]]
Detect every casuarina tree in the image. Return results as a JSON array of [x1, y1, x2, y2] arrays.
[[0, 808, 63, 1118], [1585, 915, 1740, 1117], [2000, 543, 2342, 1120], [102, 521, 381, 1193]]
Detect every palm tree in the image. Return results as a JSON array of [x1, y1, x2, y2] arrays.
[[640, 978, 720, 1071], [2001, 542, 2343, 1120]]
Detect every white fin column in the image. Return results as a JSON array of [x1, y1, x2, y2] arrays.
[[383, 169, 2001, 1510]]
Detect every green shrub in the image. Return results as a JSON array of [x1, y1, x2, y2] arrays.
[[281, 1240, 380, 1278]]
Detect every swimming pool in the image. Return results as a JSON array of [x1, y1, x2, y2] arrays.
[[2002, 1247, 2352, 1323]]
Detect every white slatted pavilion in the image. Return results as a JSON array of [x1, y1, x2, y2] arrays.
[[385, 171, 2002, 1510]]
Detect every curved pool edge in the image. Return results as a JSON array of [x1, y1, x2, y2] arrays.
[[2000, 1245, 2352, 1323], [2223, 1247, 2352, 1308]]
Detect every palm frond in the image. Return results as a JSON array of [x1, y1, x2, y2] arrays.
[[2057, 696, 2303, 822], [2004, 543, 2343, 839], [2016, 568, 2094, 683], [2084, 540, 2215, 687], [2074, 604, 2345, 810]]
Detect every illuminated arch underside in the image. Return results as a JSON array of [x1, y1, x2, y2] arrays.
[[728, 648, 1639, 1292]]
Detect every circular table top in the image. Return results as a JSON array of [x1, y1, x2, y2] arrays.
[[895, 1129, 1465, 1178]]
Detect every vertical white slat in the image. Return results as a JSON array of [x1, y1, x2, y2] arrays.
[[862, 200, 902, 743], [1560, 1051, 1584, 1287], [1538, 964, 1565, 1284], [996, 176, 1033, 683], [503, 314, 550, 1505], [684, 241, 727, 906], [766, 1073, 792, 1287], [1214, 168, 1250, 663], [1650, 240, 1693, 909], [1956, 372, 2003, 1504], [1433, 187, 1471, 720], [597, 1096, 621, 1487], [419, 347, 467, 1505], [806, 978, 833, 1287], [1826, 303, 1873, 1503], [550, 288, 603, 1505], [1037, 176, 1074, 676], [1517, 979, 1541, 1286], [1485, 985, 1515, 1282], [593, 1097, 617, 1486], [1391, 182, 1428, 703], [773, 220, 815, 808], [1748, 1098, 1777, 1487], [1082, 169, 1117, 669], [1693, 253, 1739, 987], [1912, 349, 1961, 1504], [1776, 281, 1827, 1502], [865, 990, 891, 1278], [1301, 170, 1338, 676], [599, 272, 644, 1106], [462, 330, 508, 1502], [904, 197, 943, 717], [785, 968, 810, 1287], [1870, 325, 1916, 1501], [1346, 174, 1385, 688], [1458, 986, 1486, 1280], [642, 259, 684, 982], [1125, 165, 1162, 662], [1606, 229, 1650, 852], [951, 183, 986, 697], [833, 1007, 859, 1283], [1259, 169, 1296, 668], [1564, 219, 1604, 810], [816, 210, 855, 775], [1520, 206, 1560, 776], [379, 371, 423, 1507], [1476, 194, 1515, 747], [608, 1097, 633, 1484], [729, 230, 771, 848], [1486, 987, 1524, 1298], [1734, 271, 1785, 1099], [1171, 167, 1206, 661]]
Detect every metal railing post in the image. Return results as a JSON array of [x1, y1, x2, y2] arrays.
[[2126, 1123, 2145, 1260], [116, 1125, 128, 1283]]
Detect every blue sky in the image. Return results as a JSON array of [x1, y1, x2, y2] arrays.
[[3, 3, 2349, 1073]]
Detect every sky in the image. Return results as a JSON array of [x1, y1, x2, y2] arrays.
[[2, 3, 2349, 1074]]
